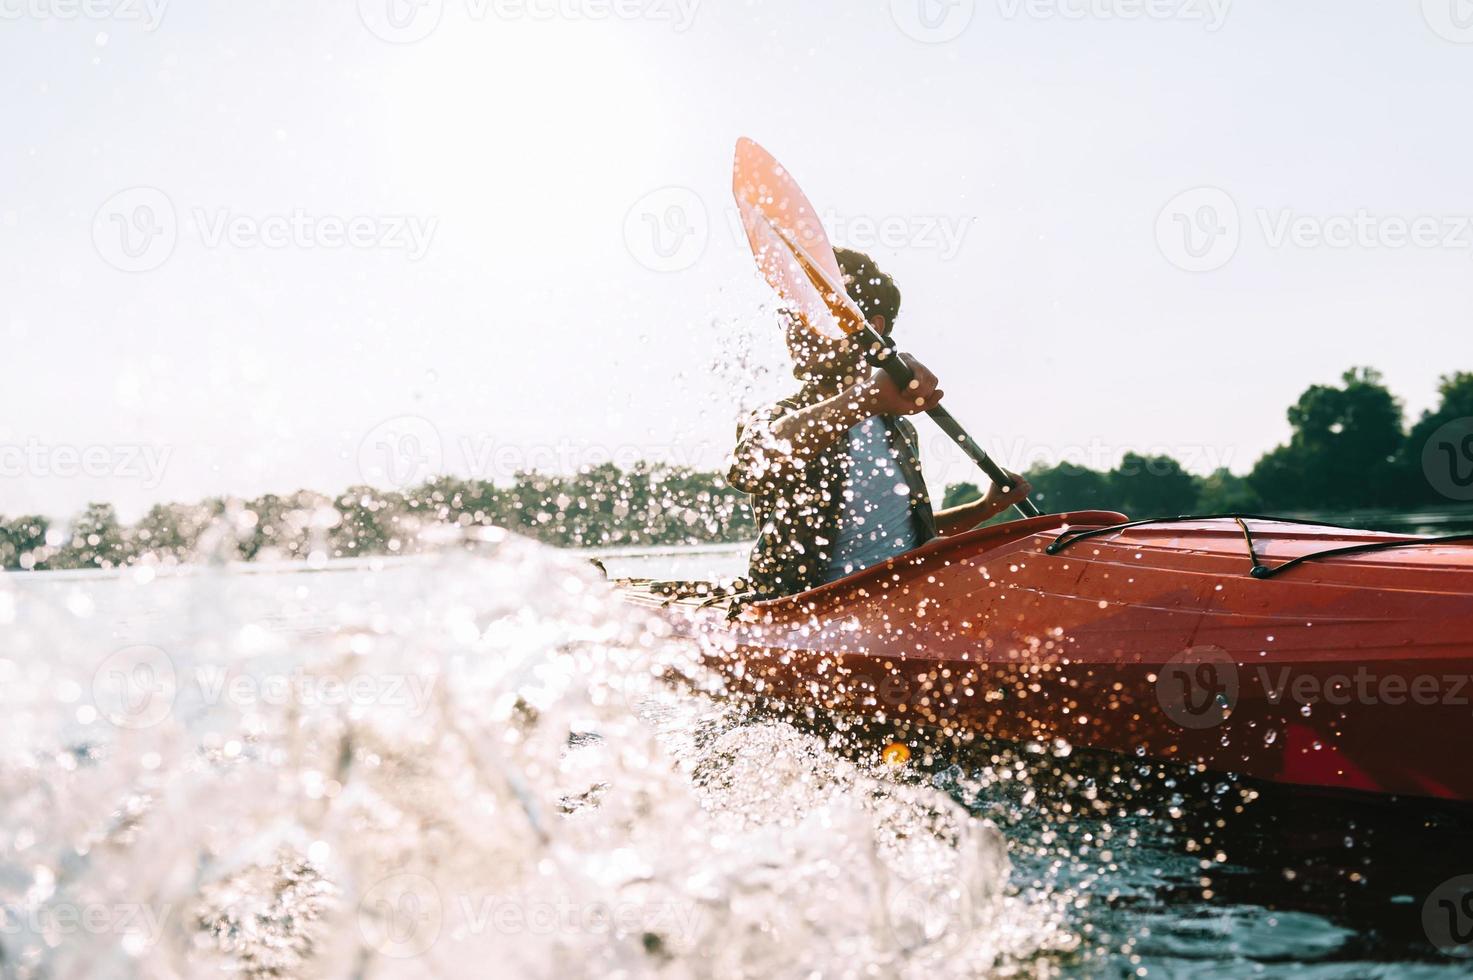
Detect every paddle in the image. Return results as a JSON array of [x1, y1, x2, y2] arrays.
[[731, 137, 1042, 520]]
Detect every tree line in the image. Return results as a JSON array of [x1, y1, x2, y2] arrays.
[[0, 466, 757, 571], [1, 368, 1468, 572], [946, 368, 1471, 517]]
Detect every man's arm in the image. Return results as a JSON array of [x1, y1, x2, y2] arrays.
[[728, 356, 945, 492], [771, 355, 945, 458], [765, 388, 873, 459], [933, 471, 1034, 536]]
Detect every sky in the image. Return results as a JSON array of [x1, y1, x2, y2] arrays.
[[2, 0, 1471, 520]]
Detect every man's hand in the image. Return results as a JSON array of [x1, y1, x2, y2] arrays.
[[854, 354, 944, 417], [982, 470, 1032, 509]]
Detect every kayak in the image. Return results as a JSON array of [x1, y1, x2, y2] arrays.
[[622, 511, 1473, 802]]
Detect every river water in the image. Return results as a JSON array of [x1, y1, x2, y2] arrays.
[[1, 530, 1469, 978]]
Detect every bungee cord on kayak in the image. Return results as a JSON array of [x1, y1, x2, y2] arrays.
[[1045, 512, 1473, 578]]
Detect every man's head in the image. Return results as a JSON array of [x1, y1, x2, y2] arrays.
[[834, 247, 901, 332], [784, 248, 902, 385]]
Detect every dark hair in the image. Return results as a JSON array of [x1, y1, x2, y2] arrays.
[[833, 247, 901, 330]]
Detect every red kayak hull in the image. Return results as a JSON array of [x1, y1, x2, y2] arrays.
[[631, 512, 1473, 802]]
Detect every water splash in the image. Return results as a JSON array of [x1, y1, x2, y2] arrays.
[[0, 532, 1064, 978]]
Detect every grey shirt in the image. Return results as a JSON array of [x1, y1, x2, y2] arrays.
[[822, 416, 921, 582]]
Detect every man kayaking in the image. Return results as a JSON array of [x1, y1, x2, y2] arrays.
[[727, 248, 1032, 597]]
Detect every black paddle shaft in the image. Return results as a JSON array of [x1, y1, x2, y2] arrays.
[[861, 328, 1041, 519]]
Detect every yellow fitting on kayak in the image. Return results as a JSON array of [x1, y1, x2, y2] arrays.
[[882, 742, 910, 767]]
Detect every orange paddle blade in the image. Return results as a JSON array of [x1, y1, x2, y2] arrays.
[[732, 137, 868, 341]]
